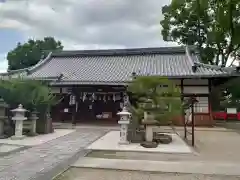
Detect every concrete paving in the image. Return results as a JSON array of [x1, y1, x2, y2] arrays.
[[55, 168, 240, 180], [73, 157, 240, 176], [0, 129, 106, 180]]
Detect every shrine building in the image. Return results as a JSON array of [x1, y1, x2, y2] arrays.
[[2, 46, 240, 126]]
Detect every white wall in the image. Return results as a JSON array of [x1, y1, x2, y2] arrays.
[[182, 79, 210, 114], [184, 97, 209, 113], [183, 79, 208, 85], [183, 86, 209, 94], [51, 87, 61, 93], [194, 97, 209, 113]]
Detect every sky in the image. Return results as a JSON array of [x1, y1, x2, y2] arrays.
[[0, 0, 177, 73]]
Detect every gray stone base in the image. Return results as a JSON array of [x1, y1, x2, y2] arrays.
[[0, 135, 8, 139], [119, 141, 130, 145], [11, 135, 26, 140]]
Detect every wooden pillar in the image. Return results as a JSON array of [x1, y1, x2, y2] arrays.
[[208, 79, 213, 126], [191, 98, 195, 146], [69, 87, 77, 125], [181, 79, 187, 137]]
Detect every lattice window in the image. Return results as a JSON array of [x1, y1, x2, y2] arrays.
[[194, 97, 209, 113], [183, 96, 209, 113]]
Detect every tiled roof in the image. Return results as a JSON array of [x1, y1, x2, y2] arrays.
[[0, 68, 28, 80], [8, 46, 239, 85]]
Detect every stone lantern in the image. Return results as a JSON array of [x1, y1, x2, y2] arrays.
[[29, 110, 39, 135], [11, 104, 28, 140], [117, 107, 131, 145], [141, 99, 158, 142], [0, 98, 8, 136]]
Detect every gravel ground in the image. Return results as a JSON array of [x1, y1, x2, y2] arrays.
[[55, 168, 240, 180]]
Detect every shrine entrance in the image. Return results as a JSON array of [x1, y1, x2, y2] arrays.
[[52, 85, 129, 124]]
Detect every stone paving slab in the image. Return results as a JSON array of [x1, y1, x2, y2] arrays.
[[0, 144, 27, 157], [0, 129, 106, 180], [73, 157, 240, 176], [0, 129, 74, 146], [0, 144, 24, 153], [55, 168, 240, 180]]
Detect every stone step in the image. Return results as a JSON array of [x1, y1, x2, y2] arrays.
[[73, 157, 240, 176]]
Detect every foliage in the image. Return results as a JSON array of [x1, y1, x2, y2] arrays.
[[0, 79, 59, 112], [218, 77, 240, 109], [128, 76, 182, 123], [7, 37, 63, 70], [160, 0, 240, 66]]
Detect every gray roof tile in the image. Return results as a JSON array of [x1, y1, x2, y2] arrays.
[[23, 46, 238, 85]]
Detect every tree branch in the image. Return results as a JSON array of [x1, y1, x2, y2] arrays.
[[225, 0, 234, 64]]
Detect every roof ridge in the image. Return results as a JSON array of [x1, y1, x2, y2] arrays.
[[0, 52, 53, 77], [197, 63, 237, 73], [185, 46, 199, 65], [27, 52, 53, 74], [51, 46, 187, 57]]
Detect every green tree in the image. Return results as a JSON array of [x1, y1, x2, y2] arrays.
[[128, 76, 182, 124], [7, 37, 63, 70], [217, 77, 240, 109], [160, 0, 240, 66], [0, 79, 60, 134]]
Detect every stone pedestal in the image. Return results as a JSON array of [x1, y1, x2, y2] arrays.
[[142, 118, 158, 142], [117, 107, 131, 145], [118, 120, 130, 145], [29, 110, 38, 135], [11, 104, 27, 140], [12, 120, 24, 139], [145, 125, 154, 142]]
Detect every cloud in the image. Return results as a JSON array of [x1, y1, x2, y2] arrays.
[[0, 0, 176, 49], [0, 53, 8, 73]]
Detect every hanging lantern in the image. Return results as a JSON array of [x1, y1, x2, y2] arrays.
[[72, 95, 76, 105], [113, 93, 116, 102], [120, 102, 124, 109], [92, 93, 96, 102], [69, 95, 76, 105], [69, 96, 71, 105], [103, 94, 106, 102], [123, 93, 129, 106], [82, 92, 87, 102]]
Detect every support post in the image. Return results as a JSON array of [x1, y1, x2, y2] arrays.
[[191, 98, 195, 146], [181, 79, 187, 139]]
